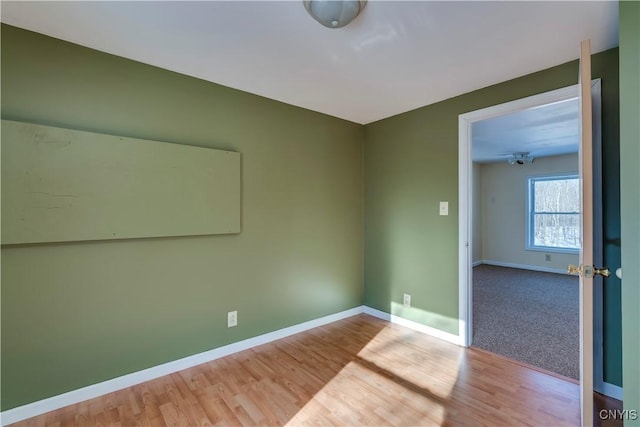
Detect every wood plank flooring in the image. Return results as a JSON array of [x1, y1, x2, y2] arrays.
[[9, 314, 622, 426]]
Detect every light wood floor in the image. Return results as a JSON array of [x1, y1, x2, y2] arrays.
[[10, 314, 621, 427]]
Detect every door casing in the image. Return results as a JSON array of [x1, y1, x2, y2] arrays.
[[457, 80, 605, 390]]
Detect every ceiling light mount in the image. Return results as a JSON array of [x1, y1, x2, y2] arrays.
[[508, 152, 535, 165], [304, 0, 367, 29]]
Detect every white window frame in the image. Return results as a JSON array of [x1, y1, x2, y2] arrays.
[[526, 173, 580, 254]]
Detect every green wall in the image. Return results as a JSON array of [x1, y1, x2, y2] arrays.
[[364, 49, 622, 384], [620, 0, 640, 422], [2, 20, 631, 414], [0, 25, 364, 410]]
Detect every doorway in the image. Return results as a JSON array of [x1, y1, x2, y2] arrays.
[[458, 81, 613, 396], [472, 95, 581, 380]]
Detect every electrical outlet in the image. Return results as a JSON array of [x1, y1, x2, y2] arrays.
[[227, 310, 237, 328], [545, 254, 551, 262], [403, 293, 411, 307]]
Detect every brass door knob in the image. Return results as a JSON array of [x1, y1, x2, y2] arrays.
[[593, 267, 611, 277], [567, 264, 610, 278], [568, 264, 583, 276]]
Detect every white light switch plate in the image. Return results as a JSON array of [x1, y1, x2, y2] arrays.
[[439, 201, 449, 216]]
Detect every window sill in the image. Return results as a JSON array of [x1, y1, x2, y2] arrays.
[[526, 246, 580, 255]]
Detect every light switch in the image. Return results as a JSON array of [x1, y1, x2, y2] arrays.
[[439, 201, 449, 216]]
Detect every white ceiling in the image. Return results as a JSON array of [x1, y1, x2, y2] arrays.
[[472, 97, 579, 163], [1, 1, 619, 125]]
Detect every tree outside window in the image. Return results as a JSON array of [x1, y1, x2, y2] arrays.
[[527, 175, 580, 252]]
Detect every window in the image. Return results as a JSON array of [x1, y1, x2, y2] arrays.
[[527, 175, 580, 252]]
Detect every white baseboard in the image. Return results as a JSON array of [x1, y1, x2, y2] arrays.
[[363, 306, 463, 346], [472, 260, 482, 267], [600, 382, 623, 401], [0, 306, 365, 426], [4, 301, 599, 425], [480, 260, 567, 275], [0, 304, 484, 425]]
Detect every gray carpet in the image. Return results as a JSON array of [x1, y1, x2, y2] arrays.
[[472, 264, 579, 379]]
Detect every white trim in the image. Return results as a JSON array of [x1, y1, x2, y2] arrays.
[[0, 306, 365, 426], [1, 305, 465, 425], [472, 260, 483, 267], [1, 301, 601, 426], [363, 306, 463, 346], [601, 382, 623, 401], [480, 260, 569, 275], [459, 111, 473, 346], [578, 42, 595, 427]]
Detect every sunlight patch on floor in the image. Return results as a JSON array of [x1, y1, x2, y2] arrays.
[[286, 325, 463, 426], [285, 361, 446, 426], [357, 325, 463, 398]]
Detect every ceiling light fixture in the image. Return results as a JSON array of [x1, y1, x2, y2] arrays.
[[303, 0, 367, 29], [508, 152, 535, 165]]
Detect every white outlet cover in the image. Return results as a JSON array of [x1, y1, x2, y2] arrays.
[[227, 310, 237, 328], [403, 293, 411, 307]]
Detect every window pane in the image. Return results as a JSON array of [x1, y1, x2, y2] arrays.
[[533, 213, 580, 249], [533, 178, 579, 213]]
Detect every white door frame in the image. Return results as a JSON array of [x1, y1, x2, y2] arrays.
[[457, 80, 607, 388]]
